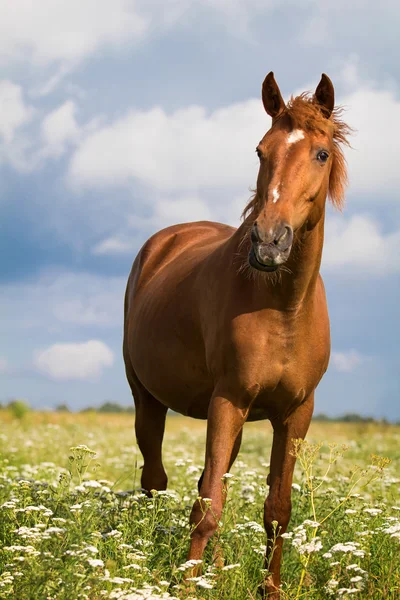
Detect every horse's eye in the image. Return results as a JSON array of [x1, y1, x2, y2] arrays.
[[317, 150, 329, 163]]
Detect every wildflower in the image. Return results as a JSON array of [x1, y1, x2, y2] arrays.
[[222, 563, 240, 570], [186, 576, 214, 589], [103, 529, 123, 539], [297, 538, 322, 555], [330, 542, 360, 554], [87, 558, 104, 568], [326, 579, 339, 592], [82, 480, 102, 488], [302, 519, 320, 528], [177, 559, 202, 571], [382, 522, 400, 535], [363, 508, 382, 516], [70, 445, 96, 456]]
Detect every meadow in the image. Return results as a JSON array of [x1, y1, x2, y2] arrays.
[[0, 410, 399, 599]]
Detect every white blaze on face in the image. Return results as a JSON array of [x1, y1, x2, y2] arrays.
[[269, 129, 304, 204], [287, 129, 305, 145]]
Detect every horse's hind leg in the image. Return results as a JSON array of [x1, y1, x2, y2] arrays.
[[127, 371, 168, 493]]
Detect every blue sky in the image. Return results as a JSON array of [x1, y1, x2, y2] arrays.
[[0, 1, 399, 419]]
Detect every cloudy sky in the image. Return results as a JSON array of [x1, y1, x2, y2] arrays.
[[0, 1, 399, 419]]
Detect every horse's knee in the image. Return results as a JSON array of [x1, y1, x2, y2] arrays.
[[264, 494, 292, 535], [190, 500, 221, 543]]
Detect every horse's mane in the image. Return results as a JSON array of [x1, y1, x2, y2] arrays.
[[242, 93, 352, 219]]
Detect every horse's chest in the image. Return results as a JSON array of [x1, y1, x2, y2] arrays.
[[228, 324, 329, 419]]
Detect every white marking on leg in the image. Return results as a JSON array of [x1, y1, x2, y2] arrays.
[[287, 129, 304, 145], [272, 187, 280, 203]]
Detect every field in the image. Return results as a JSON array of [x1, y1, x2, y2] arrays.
[[0, 411, 399, 600]]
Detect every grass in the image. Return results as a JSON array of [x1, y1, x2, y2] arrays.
[[0, 411, 399, 599]]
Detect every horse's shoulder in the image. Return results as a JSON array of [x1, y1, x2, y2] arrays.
[[126, 220, 234, 300]]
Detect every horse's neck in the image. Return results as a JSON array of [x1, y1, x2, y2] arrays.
[[232, 215, 325, 312]]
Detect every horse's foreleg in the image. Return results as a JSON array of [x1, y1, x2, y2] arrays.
[[188, 395, 247, 564], [262, 394, 314, 599], [197, 428, 243, 492]]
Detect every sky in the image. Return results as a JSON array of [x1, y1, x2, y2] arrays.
[[0, 0, 399, 419]]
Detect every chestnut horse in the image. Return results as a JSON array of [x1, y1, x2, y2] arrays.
[[123, 72, 350, 597]]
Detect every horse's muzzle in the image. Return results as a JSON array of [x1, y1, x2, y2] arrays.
[[249, 222, 293, 272]]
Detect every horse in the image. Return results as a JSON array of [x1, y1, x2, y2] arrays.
[[123, 72, 350, 597]]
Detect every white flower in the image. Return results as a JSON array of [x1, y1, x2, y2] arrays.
[[84, 545, 99, 554], [326, 579, 339, 590], [103, 530, 123, 539], [330, 542, 359, 553], [292, 483, 301, 491], [87, 558, 104, 568], [363, 508, 382, 516], [382, 523, 400, 535], [187, 576, 214, 589], [302, 519, 320, 528], [297, 538, 322, 555], [177, 559, 202, 572], [222, 563, 240, 570]]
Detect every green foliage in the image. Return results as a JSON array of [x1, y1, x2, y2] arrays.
[[55, 404, 70, 412], [79, 402, 134, 413], [7, 399, 30, 420], [0, 416, 399, 599]]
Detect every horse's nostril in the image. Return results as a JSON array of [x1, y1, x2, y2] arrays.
[[274, 225, 292, 248]]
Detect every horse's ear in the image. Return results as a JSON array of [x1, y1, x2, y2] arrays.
[[262, 72, 286, 119], [314, 73, 335, 118]]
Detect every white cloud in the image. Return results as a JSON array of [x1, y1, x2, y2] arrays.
[[331, 350, 363, 373], [34, 340, 113, 381], [92, 236, 138, 256], [341, 84, 400, 199], [0, 80, 32, 143], [68, 100, 265, 193], [0, 1, 147, 68], [67, 68, 400, 206], [0, 80, 35, 172], [323, 214, 400, 274], [41, 100, 80, 157], [0, 272, 126, 332]]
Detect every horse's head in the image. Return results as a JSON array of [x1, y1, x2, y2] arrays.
[[246, 72, 349, 273]]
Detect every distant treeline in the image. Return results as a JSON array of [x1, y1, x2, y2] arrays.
[[0, 400, 397, 424]]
